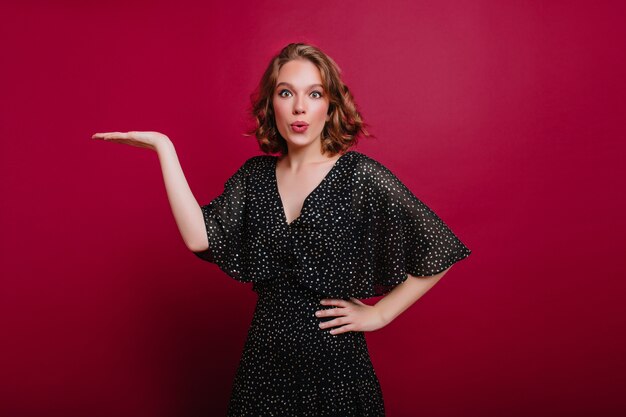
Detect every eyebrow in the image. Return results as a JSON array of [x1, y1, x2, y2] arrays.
[[276, 82, 324, 90]]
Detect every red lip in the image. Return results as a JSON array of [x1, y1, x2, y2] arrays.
[[291, 121, 309, 127]]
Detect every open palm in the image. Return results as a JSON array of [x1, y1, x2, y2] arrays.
[[91, 131, 168, 151]]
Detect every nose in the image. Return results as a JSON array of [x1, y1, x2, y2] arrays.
[[293, 96, 305, 114]]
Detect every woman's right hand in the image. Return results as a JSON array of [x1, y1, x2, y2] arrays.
[[91, 131, 170, 151]]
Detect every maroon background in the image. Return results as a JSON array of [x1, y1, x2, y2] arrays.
[[1, 1, 625, 416]]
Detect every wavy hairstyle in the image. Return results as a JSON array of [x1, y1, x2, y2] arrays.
[[244, 43, 373, 156]]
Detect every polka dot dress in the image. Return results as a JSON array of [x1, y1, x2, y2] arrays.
[[194, 150, 471, 416]]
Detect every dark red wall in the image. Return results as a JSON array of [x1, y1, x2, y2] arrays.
[[1, 1, 624, 416]]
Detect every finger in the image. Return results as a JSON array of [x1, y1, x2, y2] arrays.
[[93, 132, 116, 140], [92, 132, 110, 139], [319, 317, 346, 329], [99, 132, 129, 139], [320, 298, 348, 307], [316, 307, 341, 317], [318, 305, 349, 318], [349, 297, 365, 305], [103, 138, 133, 145], [330, 324, 354, 335], [100, 138, 150, 149], [107, 132, 129, 139]]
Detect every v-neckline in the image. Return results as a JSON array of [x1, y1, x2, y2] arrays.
[[273, 151, 352, 227]]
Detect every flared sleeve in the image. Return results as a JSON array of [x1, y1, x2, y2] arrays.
[[352, 156, 472, 297], [192, 158, 252, 281]]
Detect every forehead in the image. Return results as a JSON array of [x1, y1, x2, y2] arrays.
[[276, 59, 323, 85]]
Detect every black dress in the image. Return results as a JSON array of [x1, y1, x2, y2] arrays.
[[193, 150, 471, 416]]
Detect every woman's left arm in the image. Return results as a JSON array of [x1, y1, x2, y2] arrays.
[[316, 267, 452, 335], [374, 266, 451, 325]]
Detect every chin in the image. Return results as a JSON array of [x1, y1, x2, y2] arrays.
[[281, 133, 314, 146]]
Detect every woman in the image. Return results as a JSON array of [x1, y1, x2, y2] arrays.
[[92, 42, 471, 416]]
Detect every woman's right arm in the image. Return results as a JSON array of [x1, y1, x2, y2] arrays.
[[92, 131, 208, 252], [155, 139, 208, 252]]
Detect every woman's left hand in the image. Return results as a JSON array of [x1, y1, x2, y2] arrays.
[[315, 298, 388, 335]]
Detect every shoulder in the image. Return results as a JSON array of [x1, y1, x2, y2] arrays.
[[349, 151, 400, 183], [348, 151, 416, 205], [221, 155, 273, 188], [236, 154, 275, 175]]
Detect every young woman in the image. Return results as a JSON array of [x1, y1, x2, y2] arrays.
[[92, 42, 471, 417]]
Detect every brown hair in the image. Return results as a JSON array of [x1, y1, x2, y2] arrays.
[[244, 42, 373, 156]]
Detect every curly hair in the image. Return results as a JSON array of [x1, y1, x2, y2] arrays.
[[243, 42, 373, 156]]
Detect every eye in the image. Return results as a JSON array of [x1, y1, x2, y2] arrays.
[[278, 89, 292, 98], [311, 90, 323, 98]]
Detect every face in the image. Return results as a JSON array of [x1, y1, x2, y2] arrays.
[[272, 59, 330, 152]]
